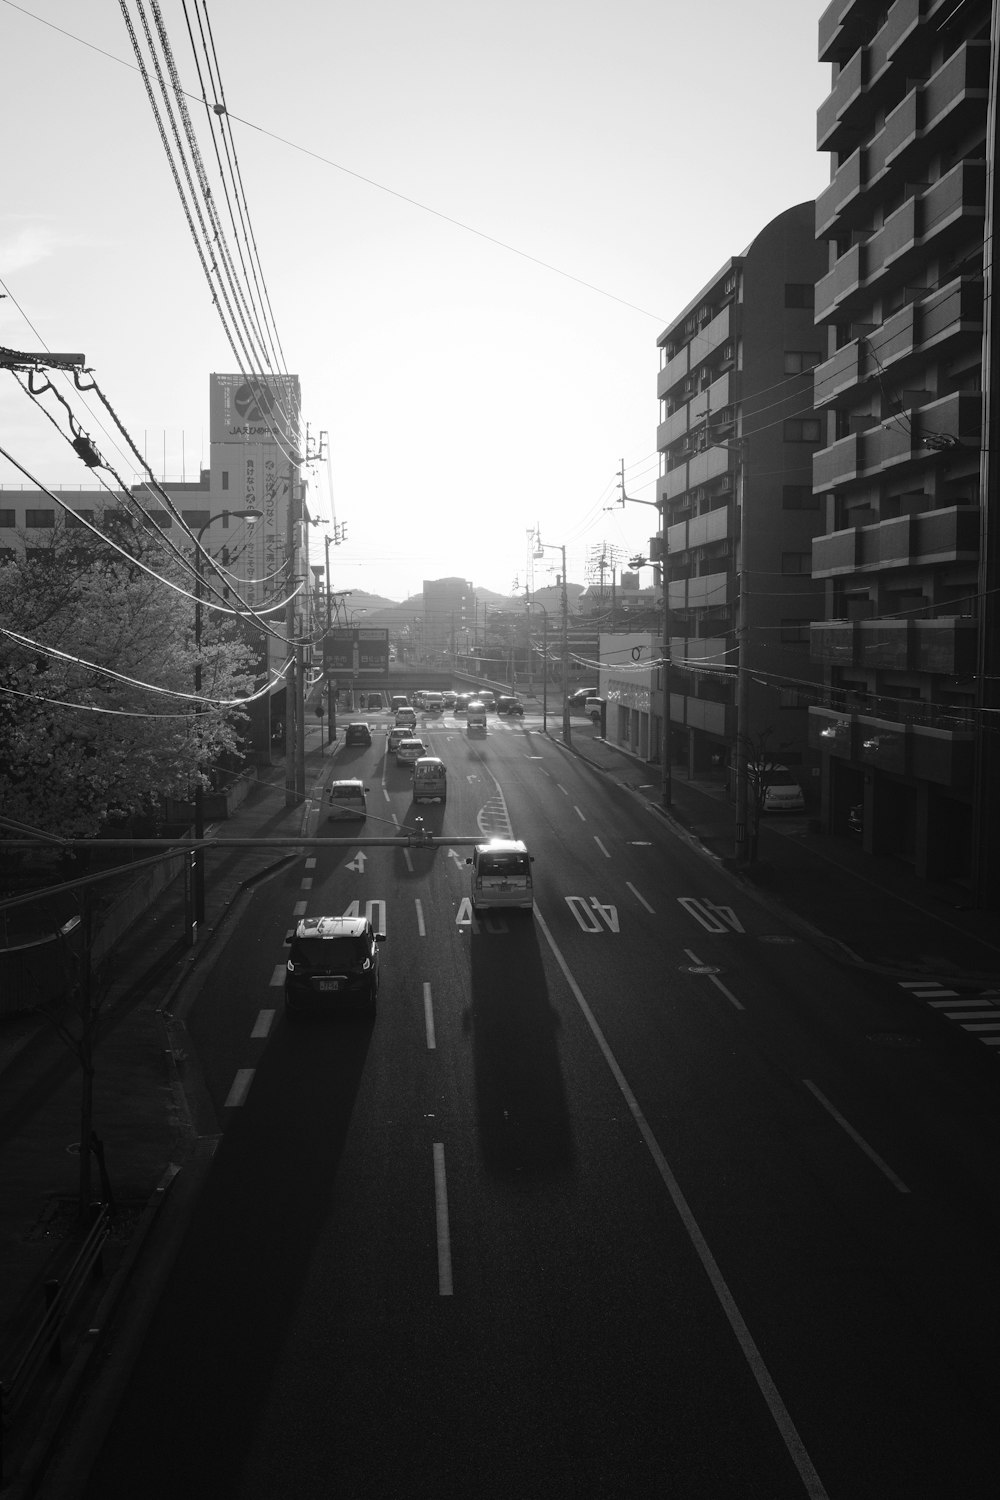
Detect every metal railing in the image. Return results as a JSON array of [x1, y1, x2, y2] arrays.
[[0, 1202, 110, 1483]]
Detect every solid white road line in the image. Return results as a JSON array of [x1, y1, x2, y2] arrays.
[[423, 981, 436, 1049], [802, 1080, 910, 1194], [225, 1068, 255, 1108], [252, 1010, 275, 1039], [533, 905, 829, 1500], [432, 1142, 453, 1296], [415, 899, 426, 937], [626, 881, 655, 914]]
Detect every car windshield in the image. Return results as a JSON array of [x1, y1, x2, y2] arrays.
[[292, 936, 368, 965]]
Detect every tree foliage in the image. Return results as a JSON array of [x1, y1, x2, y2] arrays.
[[0, 515, 259, 838]]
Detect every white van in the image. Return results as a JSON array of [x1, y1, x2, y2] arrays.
[[412, 756, 447, 802], [466, 700, 487, 735], [466, 839, 534, 913]]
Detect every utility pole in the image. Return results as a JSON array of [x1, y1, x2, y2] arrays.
[[614, 461, 670, 806], [285, 460, 299, 808], [534, 533, 571, 744]]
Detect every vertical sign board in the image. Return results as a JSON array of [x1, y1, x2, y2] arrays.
[[209, 373, 301, 613], [323, 629, 389, 680]]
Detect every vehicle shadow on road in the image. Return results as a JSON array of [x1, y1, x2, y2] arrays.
[[87, 1018, 373, 1497], [465, 917, 575, 1182]]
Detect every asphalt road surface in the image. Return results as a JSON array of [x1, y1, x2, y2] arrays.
[[81, 711, 999, 1499]]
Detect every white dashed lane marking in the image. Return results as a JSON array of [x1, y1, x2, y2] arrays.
[[225, 1068, 255, 1108]]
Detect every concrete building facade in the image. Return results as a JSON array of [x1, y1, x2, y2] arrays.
[[655, 202, 829, 792], [810, 0, 992, 889]]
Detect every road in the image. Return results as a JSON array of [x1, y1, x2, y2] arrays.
[[81, 709, 999, 1499]]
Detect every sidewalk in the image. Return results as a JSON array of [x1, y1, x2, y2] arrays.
[[0, 728, 335, 1494], [559, 722, 1000, 985]]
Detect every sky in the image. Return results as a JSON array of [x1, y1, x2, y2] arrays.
[[1, 0, 833, 603]]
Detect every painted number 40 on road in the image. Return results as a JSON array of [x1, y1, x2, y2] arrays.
[[566, 896, 619, 933]]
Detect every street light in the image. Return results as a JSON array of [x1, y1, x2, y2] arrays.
[[533, 535, 571, 744], [193, 508, 262, 930]]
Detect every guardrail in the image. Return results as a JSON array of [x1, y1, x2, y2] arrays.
[[0, 1202, 110, 1484]]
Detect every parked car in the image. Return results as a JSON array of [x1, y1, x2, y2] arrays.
[[760, 765, 806, 813], [327, 779, 368, 821], [567, 686, 599, 710], [496, 695, 524, 717], [395, 736, 426, 765], [344, 721, 372, 747], [584, 697, 604, 724], [284, 915, 384, 1017]]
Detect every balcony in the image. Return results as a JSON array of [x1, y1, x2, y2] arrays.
[[816, 45, 864, 151], [699, 303, 733, 358], [809, 703, 974, 786], [687, 444, 731, 490], [858, 619, 909, 669], [812, 527, 859, 576], [669, 571, 731, 613], [818, 1, 869, 65], [816, 148, 865, 237], [657, 408, 689, 450], [913, 617, 977, 675], [657, 346, 689, 399], [813, 343, 863, 408], [815, 163, 986, 323], [675, 636, 730, 669], [682, 696, 733, 738], [814, 504, 979, 579], [816, 243, 863, 322], [813, 433, 861, 493], [810, 621, 857, 665]]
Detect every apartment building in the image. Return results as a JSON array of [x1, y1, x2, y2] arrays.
[[422, 577, 477, 662], [655, 202, 828, 789], [810, 0, 992, 889]]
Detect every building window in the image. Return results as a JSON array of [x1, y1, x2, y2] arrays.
[[66, 510, 95, 528], [785, 283, 815, 309], [780, 618, 809, 643], [783, 418, 822, 443], [221, 471, 229, 491], [782, 485, 820, 509], [182, 510, 211, 529], [25, 509, 55, 528], [0, 509, 15, 528], [146, 510, 172, 528], [784, 351, 821, 374], [781, 552, 812, 575]]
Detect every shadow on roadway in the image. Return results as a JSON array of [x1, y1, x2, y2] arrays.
[[84, 1015, 373, 1499], [465, 914, 574, 1182]]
